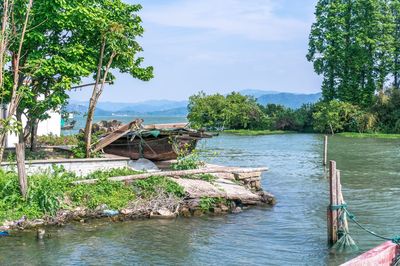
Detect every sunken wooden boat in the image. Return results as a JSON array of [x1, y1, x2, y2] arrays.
[[92, 119, 212, 161]]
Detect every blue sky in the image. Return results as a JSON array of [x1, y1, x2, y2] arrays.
[[68, 0, 321, 103]]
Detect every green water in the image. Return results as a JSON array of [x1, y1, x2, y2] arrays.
[[1, 133, 400, 265]]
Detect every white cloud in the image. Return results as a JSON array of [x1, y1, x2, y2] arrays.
[[140, 0, 309, 41]]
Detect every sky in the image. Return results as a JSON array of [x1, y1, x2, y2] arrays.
[[68, 0, 321, 103]]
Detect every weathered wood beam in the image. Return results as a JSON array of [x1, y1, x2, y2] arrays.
[[73, 167, 268, 185]]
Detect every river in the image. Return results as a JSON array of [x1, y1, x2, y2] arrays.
[[1, 124, 400, 265]]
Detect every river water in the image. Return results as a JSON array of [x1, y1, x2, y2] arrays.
[[1, 129, 400, 265]]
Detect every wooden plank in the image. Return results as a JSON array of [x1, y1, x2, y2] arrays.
[[143, 123, 188, 130], [328, 160, 338, 245], [92, 120, 141, 152], [73, 167, 268, 185], [341, 241, 398, 266], [15, 143, 27, 198]]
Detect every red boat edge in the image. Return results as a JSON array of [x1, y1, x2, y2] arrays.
[[341, 241, 399, 266]]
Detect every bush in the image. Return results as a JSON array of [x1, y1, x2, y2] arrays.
[[132, 176, 185, 198], [312, 100, 373, 133], [0, 167, 141, 223], [37, 134, 79, 146]]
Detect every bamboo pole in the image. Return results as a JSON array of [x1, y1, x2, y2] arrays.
[[73, 167, 269, 185], [323, 135, 328, 166], [328, 160, 338, 245], [337, 170, 349, 234]]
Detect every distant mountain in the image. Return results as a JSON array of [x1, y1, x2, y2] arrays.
[[69, 99, 188, 113], [67, 91, 321, 116], [257, 92, 322, 109], [66, 103, 111, 116], [146, 107, 187, 116], [237, 89, 281, 98]]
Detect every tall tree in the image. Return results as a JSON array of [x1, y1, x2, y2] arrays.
[[391, 0, 400, 89], [79, 1, 153, 158], [307, 0, 395, 107]]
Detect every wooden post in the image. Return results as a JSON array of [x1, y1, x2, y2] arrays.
[[15, 143, 27, 198], [323, 135, 328, 166], [328, 160, 338, 245], [336, 170, 349, 235]]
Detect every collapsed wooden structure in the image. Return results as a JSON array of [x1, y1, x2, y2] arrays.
[[92, 119, 212, 161]]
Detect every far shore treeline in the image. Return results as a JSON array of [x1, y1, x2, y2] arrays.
[[189, 0, 400, 135], [187, 90, 400, 134]]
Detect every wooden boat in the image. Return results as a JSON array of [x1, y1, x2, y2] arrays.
[[341, 241, 399, 266], [92, 119, 212, 161]]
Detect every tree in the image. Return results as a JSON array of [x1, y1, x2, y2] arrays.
[[307, 0, 395, 107], [187, 92, 226, 130], [80, 1, 153, 157], [0, 0, 33, 162]]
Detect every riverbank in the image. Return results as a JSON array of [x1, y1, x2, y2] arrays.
[[0, 163, 274, 231], [223, 129, 295, 136], [336, 132, 400, 139]]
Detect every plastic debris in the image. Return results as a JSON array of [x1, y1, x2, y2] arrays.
[[103, 210, 119, 216], [128, 158, 160, 172], [0, 231, 9, 237]]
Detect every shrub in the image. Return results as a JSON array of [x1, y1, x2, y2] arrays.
[[133, 176, 185, 198]]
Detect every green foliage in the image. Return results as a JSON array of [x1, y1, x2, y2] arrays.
[[170, 145, 204, 170], [72, 133, 102, 158], [37, 134, 79, 146], [199, 197, 216, 212], [307, 0, 397, 107], [312, 100, 376, 134], [223, 130, 290, 136], [337, 132, 400, 139], [184, 174, 217, 183], [371, 88, 400, 133], [133, 176, 185, 198], [0, 167, 141, 223], [188, 92, 268, 130], [69, 177, 134, 210]]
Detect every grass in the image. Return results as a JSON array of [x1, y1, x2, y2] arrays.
[[336, 132, 400, 139], [223, 129, 295, 136], [0, 166, 184, 224]]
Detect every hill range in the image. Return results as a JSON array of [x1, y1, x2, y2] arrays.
[[67, 90, 321, 116]]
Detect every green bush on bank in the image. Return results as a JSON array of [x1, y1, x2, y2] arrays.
[[0, 167, 183, 224], [187, 89, 400, 135]]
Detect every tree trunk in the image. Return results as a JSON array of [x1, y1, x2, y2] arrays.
[[0, 0, 33, 163], [15, 143, 28, 198], [30, 120, 38, 152], [84, 38, 106, 158]]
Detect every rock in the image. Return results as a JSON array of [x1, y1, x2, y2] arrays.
[[220, 204, 229, 212], [213, 207, 222, 214], [232, 207, 242, 214], [193, 209, 204, 217], [259, 191, 276, 205], [120, 209, 135, 215], [95, 204, 108, 212], [36, 228, 45, 240], [150, 208, 176, 219], [180, 207, 191, 217]]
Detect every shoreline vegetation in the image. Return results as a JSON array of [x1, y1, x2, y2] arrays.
[[222, 130, 295, 136], [336, 132, 400, 139], [0, 163, 274, 231]]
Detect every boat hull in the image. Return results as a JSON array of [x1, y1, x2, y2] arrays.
[[103, 136, 198, 161]]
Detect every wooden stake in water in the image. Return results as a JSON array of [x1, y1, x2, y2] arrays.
[[327, 160, 338, 245], [323, 135, 328, 166]]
